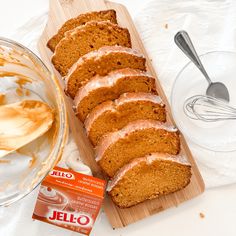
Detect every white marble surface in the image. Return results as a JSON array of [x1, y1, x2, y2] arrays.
[[0, 0, 236, 235]]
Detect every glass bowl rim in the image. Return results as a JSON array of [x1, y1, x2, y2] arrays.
[[0, 37, 68, 206], [171, 50, 236, 153]]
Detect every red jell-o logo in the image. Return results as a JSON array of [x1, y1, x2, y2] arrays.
[[49, 170, 75, 180], [32, 166, 106, 235], [48, 210, 92, 227]]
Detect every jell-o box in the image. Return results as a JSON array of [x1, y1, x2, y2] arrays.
[[32, 166, 106, 235]]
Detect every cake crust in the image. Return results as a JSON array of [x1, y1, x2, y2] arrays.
[[108, 153, 191, 208], [65, 46, 146, 98], [96, 120, 180, 177], [85, 92, 166, 146], [47, 10, 117, 52], [74, 69, 157, 121], [52, 21, 131, 76]]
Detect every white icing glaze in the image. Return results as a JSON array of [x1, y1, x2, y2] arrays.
[[116, 93, 164, 106], [107, 153, 190, 192], [80, 45, 145, 60], [85, 93, 164, 133], [146, 153, 190, 166], [66, 46, 145, 81], [74, 69, 155, 105], [95, 120, 178, 162]]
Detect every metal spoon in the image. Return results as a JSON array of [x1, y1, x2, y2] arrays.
[[174, 30, 230, 102]]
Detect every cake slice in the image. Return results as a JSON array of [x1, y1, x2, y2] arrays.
[[85, 93, 166, 146], [96, 120, 180, 177], [74, 69, 157, 122], [108, 153, 191, 208], [47, 10, 117, 52], [51, 21, 131, 76], [65, 46, 146, 98]]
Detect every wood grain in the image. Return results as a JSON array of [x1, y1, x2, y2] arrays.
[[38, 0, 205, 228]]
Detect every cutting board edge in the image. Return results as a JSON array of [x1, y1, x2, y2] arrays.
[[37, 0, 205, 229]]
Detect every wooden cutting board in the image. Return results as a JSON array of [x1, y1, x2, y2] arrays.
[[38, 0, 205, 228]]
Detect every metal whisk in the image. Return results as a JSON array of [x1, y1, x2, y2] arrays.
[[183, 95, 236, 122]]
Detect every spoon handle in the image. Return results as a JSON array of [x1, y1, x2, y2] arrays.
[[174, 30, 212, 85]]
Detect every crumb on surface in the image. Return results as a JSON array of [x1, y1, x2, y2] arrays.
[[199, 212, 205, 218], [164, 23, 168, 29]]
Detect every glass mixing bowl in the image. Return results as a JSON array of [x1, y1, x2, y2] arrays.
[[171, 51, 236, 152], [0, 37, 68, 206]]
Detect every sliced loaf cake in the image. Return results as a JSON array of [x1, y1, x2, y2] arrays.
[[65, 46, 146, 98], [74, 69, 157, 122], [85, 93, 166, 146], [47, 10, 117, 52], [96, 120, 180, 177], [52, 21, 131, 76], [108, 153, 191, 208]]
